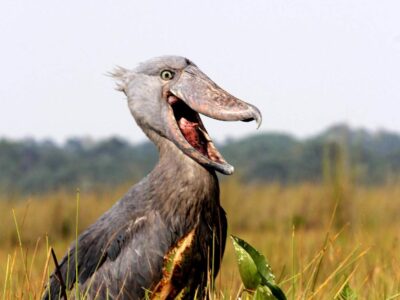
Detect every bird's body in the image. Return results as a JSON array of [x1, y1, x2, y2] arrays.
[[43, 56, 260, 299]]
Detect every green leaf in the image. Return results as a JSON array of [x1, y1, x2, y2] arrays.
[[231, 236, 275, 283], [231, 235, 287, 300], [263, 281, 287, 300], [337, 283, 358, 300], [252, 285, 275, 300], [231, 236, 262, 289]]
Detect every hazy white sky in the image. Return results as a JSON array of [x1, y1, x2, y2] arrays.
[[1, 0, 399, 143]]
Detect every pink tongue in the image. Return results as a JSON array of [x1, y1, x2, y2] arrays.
[[168, 95, 179, 105], [179, 118, 206, 155]]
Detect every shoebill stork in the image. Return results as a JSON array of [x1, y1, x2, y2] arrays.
[[43, 56, 261, 299]]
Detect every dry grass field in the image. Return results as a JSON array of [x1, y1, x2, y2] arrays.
[[0, 179, 399, 299]]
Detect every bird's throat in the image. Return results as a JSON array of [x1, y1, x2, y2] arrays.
[[147, 135, 220, 227]]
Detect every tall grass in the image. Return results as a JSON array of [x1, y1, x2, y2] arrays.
[[0, 180, 400, 299]]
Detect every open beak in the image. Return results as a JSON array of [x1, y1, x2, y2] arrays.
[[165, 65, 262, 175]]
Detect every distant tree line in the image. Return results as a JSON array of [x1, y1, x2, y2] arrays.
[[1, 124, 400, 196]]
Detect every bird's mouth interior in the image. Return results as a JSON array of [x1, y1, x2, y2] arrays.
[[167, 93, 227, 165]]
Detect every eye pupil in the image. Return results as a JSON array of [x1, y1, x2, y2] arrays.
[[161, 70, 174, 80]]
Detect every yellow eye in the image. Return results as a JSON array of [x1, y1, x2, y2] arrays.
[[160, 70, 175, 80]]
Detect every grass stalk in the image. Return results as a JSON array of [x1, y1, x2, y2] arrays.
[[312, 246, 368, 297], [333, 263, 359, 299], [308, 194, 340, 295], [75, 188, 80, 300], [12, 209, 31, 296], [291, 225, 295, 300], [39, 247, 52, 300], [2, 255, 11, 300], [387, 293, 400, 300]]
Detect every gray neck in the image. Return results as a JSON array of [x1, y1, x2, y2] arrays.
[[143, 131, 220, 231]]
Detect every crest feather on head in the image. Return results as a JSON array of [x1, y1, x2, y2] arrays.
[[109, 66, 130, 93]]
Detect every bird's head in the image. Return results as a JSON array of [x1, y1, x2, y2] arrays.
[[112, 56, 262, 175]]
